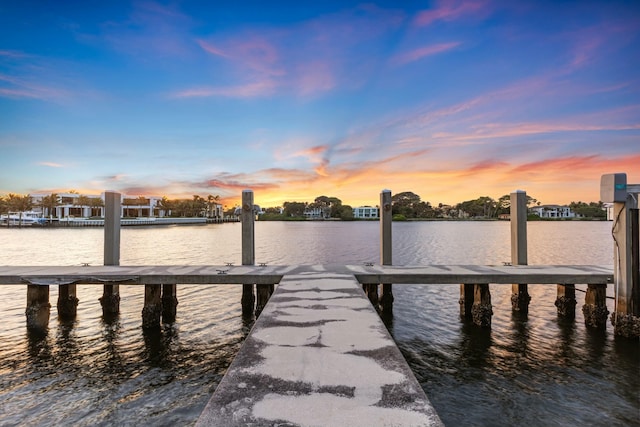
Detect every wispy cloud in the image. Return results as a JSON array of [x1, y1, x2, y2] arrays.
[[171, 80, 277, 98], [413, 0, 492, 27], [37, 162, 64, 168], [391, 42, 461, 66], [98, 0, 196, 58], [0, 73, 70, 101], [180, 4, 405, 99]]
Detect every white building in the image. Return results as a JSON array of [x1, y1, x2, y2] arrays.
[[352, 206, 379, 219], [30, 193, 222, 219], [303, 206, 329, 219], [530, 204, 577, 219]]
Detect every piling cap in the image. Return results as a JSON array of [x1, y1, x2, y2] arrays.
[[381, 189, 391, 193]]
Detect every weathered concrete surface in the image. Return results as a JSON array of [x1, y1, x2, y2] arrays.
[[0, 264, 613, 286], [196, 269, 443, 427]]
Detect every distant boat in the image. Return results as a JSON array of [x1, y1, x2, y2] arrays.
[[0, 211, 46, 226]]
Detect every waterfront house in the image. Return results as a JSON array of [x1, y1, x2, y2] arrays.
[[352, 206, 379, 219], [530, 204, 577, 219]]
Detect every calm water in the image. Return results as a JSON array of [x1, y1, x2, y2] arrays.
[[0, 221, 638, 426]]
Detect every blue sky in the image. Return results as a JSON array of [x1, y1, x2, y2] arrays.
[[1, 0, 638, 207]]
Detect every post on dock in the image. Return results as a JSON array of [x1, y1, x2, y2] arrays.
[[379, 189, 393, 310], [100, 191, 121, 315], [57, 283, 79, 319], [241, 190, 256, 315], [510, 190, 531, 313], [602, 173, 640, 338], [26, 285, 50, 330]]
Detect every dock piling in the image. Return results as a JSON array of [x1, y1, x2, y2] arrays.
[[601, 173, 639, 338], [241, 190, 256, 315], [510, 190, 531, 313], [582, 284, 609, 329], [379, 189, 394, 311], [100, 191, 121, 315], [459, 283, 474, 320], [142, 284, 162, 328], [555, 284, 577, 318], [471, 284, 493, 327], [57, 284, 78, 319], [26, 285, 50, 330], [162, 284, 178, 323]]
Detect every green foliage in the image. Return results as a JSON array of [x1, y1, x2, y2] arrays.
[[391, 191, 434, 219], [392, 214, 407, 221], [456, 196, 498, 218], [283, 201, 307, 217], [569, 201, 607, 219]]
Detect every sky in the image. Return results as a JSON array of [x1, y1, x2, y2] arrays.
[[1, 0, 639, 209]]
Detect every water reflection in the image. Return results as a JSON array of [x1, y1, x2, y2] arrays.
[[555, 317, 577, 362], [26, 327, 51, 363], [458, 323, 493, 374]]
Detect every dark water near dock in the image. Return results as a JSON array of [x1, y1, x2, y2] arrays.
[[0, 221, 638, 426]]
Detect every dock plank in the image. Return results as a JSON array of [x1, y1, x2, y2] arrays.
[[195, 270, 443, 427]]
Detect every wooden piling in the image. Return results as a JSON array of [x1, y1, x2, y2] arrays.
[[510, 190, 530, 313], [57, 284, 79, 319], [241, 190, 255, 315], [582, 284, 609, 329], [379, 189, 394, 310], [554, 284, 577, 318], [459, 283, 474, 320], [26, 285, 50, 330], [162, 284, 178, 323], [100, 191, 121, 315], [610, 196, 640, 338], [142, 285, 162, 329], [471, 284, 492, 327]]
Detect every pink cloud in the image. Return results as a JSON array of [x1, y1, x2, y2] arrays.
[[172, 80, 276, 98], [191, 5, 405, 99], [37, 162, 64, 168], [414, 0, 491, 26], [197, 40, 228, 58], [391, 42, 461, 66]]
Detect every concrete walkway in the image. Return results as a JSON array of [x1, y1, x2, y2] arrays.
[[196, 269, 443, 427]]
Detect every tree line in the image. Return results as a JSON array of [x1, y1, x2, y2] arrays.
[[1, 190, 608, 221], [257, 191, 608, 220], [260, 195, 354, 220]]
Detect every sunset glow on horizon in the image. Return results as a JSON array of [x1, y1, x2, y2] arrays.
[[1, 1, 639, 209]]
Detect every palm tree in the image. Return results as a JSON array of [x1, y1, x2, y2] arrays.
[[207, 194, 220, 218], [88, 196, 104, 217], [40, 193, 61, 219], [6, 193, 33, 227]]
